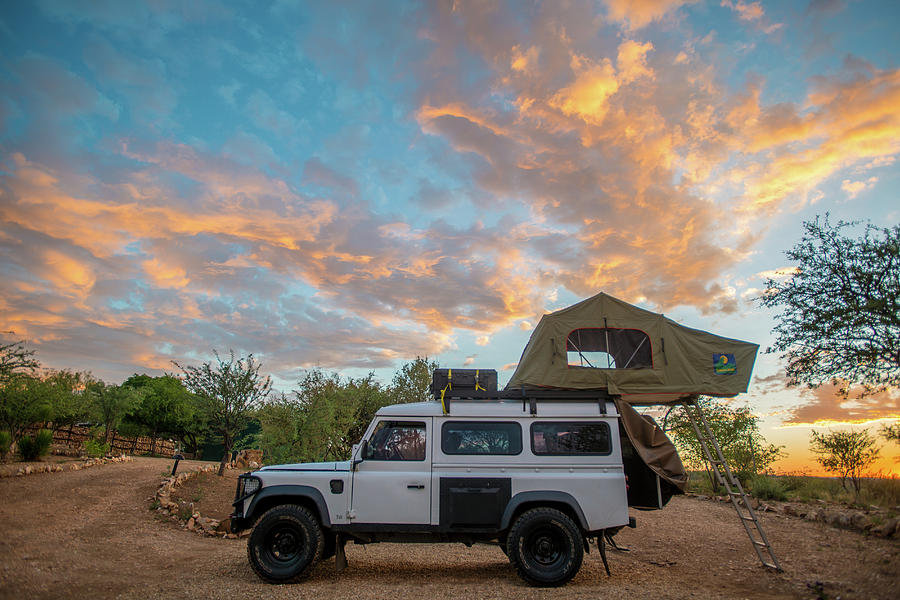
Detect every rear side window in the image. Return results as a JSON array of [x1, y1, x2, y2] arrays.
[[441, 421, 522, 455], [531, 422, 611, 455]]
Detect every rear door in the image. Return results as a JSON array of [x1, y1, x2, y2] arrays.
[[349, 418, 432, 525]]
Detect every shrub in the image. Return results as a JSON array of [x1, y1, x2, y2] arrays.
[[18, 429, 53, 461], [83, 438, 110, 458], [748, 474, 788, 501]]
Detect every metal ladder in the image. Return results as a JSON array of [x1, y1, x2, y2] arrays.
[[682, 400, 783, 572]]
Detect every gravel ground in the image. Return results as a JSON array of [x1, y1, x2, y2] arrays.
[[0, 457, 897, 599]]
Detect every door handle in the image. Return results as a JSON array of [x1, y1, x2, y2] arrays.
[[407, 484, 425, 489]]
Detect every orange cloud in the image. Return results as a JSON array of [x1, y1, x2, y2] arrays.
[[603, 0, 697, 30], [549, 55, 619, 126], [786, 383, 900, 425]]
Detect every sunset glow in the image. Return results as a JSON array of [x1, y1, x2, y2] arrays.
[[1, 1, 898, 473]]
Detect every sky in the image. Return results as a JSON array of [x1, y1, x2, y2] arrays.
[[1, 0, 898, 474]]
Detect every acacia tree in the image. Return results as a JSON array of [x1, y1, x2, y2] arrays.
[[759, 216, 900, 396], [0, 340, 40, 384], [665, 397, 784, 490], [177, 351, 272, 476], [89, 382, 142, 443], [124, 374, 194, 455], [810, 429, 880, 495], [389, 356, 439, 404], [881, 422, 900, 445]]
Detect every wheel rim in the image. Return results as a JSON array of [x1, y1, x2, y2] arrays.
[[266, 524, 303, 564], [526, 525, 566, 567]]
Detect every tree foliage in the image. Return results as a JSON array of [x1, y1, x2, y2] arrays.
[[809, 429, 880, 495], [258, 358, 438, 465], [124, 374, 196, 455], [42, 370, 96, 430], [759, 216, 900, 396], [879, 422, 900, 445], [0, 376, 53, 448], [177, 350, 272, 475], [89, 382, 143, 442], [665, 397, 784, 489], [0, 340, 40, 384], [390, 356, 439, 404]]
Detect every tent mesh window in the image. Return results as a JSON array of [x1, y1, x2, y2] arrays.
[[566, 328, 652, 369]]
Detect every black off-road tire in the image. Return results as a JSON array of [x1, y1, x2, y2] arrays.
[[505, 507, 584, 587], [247, 504, 324, 583]]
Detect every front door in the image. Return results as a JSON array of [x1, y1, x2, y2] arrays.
[[349, 418, 432, 525]]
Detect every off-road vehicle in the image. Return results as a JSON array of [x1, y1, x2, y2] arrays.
[[231, 368, 685, 587]]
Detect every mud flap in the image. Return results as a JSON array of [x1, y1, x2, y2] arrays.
[[335, 534, 348, 572], [597, 533, 611, 577]]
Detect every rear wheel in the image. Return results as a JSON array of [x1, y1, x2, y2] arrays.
[[247, 504, 324, 583], [506, 507, 583, 587]]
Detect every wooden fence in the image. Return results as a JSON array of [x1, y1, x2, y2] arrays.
[[25, 424, 176, 457]]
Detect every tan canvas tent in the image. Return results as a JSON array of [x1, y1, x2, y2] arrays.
[[506, 292, 758, 405]]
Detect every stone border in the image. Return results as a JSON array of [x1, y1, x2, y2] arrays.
[[0, 455, 133, 478], [152, 464, 247, 539], [688, 493, 900, 539]]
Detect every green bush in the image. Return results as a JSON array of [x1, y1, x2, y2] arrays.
[[18, 429, 53, 461], [0, 430, 10, 458], [83, 438, 110, 458], [747, 474, 788, 501]]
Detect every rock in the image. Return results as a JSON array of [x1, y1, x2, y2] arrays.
[[849, 512, 868, 531], [187, 517, 195, 531], [24, 466, 32, 475], [234, 449, 263, 469], [217, 518, 232, 533], [226, 533, 237, 539], [805, 508, 824, 522], [16, 468, 24, 476], [248, 461, 259, 469], [894, 520, 900, 538], [874, 517, 898, 537]]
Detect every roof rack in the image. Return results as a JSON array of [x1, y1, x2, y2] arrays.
[[435, 387, 613, 416]]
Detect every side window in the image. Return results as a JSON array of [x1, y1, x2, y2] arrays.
[[531, 422, 611, 456], [566, 328, 652, 369], [441, 422, 522, 455], [364, 420, 426, 461]]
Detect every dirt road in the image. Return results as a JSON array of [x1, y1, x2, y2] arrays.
[[0, 457, 896, 599]]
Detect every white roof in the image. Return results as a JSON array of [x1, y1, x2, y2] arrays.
[[376, 400, 618, 419]]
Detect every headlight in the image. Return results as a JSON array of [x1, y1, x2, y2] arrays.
[[243, 477, 261, 495], [235, 475, 261, 501]]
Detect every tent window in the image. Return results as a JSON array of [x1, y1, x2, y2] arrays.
[[566, 328, 652, 369]]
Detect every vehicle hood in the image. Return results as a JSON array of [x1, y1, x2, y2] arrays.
[[259, 460, 351, 472]]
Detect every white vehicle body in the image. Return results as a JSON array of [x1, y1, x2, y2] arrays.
[[232, 395, 676, 586]]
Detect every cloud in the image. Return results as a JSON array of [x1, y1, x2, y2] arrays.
[[603, 0, 696, 30], [841, 176, 878, 200], [785, 383, 900, 425]]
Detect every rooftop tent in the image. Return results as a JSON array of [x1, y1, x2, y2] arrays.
[[505, 292, 758, 405]]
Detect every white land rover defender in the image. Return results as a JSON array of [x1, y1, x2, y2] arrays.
[[231, 368, 687, 587]]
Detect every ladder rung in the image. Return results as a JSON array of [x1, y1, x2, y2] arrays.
[[740, 516, 756, 521], [752, 541, 768, 547]]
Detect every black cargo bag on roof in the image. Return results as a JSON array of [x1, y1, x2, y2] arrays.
[[431, 368, 498, 398]]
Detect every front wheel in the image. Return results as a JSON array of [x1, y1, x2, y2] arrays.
[[506, 507, 584, 587], [247, 504, 324, 583]]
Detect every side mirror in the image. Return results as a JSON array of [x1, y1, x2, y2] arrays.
[[352, 440, 367, 469]]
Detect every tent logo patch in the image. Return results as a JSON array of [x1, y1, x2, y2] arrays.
[[713, 353, 736, 374]]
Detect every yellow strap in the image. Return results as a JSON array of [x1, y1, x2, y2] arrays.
[[440, 369, 452, 414], [474, 369, 486, 391]]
